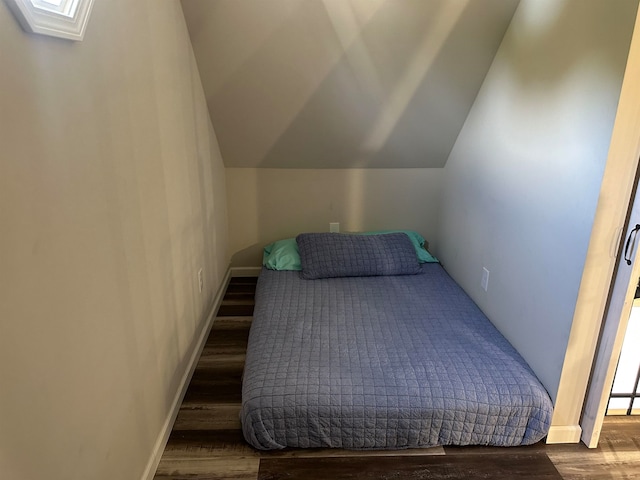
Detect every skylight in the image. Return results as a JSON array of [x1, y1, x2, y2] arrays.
[[4, 0, 94, 41], [30, 0, 79, 18]]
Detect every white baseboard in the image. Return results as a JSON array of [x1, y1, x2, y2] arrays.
[[231, 266, 262, 277], [546, 425, 582, 444], [140, 267, 232, 480]]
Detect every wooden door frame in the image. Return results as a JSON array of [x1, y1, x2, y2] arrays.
[[580, 168, 640, 447], [546, 8, 640, 446]]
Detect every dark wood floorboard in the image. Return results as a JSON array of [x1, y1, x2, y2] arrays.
[[547, 417, 640, 480], [258, 453, 562, 480], [218, 278, 258, 316], [217, 303, 255, 317], [164, 429, 257, 457], [154, 276, 640, 480]]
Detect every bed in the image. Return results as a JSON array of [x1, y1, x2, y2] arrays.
[[241, 232, 553, 450]]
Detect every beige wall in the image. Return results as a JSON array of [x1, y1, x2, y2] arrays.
[[226, 168, 442, 266], [182, 0, 518, 169], [0, 2, 228, 480], [437, 0, 637, 404]]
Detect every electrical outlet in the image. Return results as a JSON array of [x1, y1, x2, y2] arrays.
[[481, 267, 490, 292], [330, 222, 340, 233], [198, 268, 203, 293]]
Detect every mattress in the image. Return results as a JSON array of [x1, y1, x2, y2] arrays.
[[241, 264, 553, 450]]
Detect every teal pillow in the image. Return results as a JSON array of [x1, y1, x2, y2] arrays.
[[360, 230, 439, 263], [263, 238, 302, 271]]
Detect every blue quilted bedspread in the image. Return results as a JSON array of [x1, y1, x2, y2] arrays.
[[241, 264, 553, 450]]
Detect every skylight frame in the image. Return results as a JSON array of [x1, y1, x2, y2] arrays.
[[4, 0, 95, 41]]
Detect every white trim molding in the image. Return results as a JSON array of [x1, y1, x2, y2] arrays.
[[546, 425, 582, 444], [4, 0, 95, 41]]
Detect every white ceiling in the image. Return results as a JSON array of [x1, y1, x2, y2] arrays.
[[181, 0, 520, 168]]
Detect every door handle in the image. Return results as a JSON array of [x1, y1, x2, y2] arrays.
[[624, 224, 640, 265]]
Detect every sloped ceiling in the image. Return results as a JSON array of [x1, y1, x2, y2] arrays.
[[181, 0, 519, 168]]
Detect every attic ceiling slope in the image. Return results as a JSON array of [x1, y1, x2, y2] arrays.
[[181, 0, 520, 168]]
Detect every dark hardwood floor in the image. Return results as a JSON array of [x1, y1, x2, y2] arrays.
[[154, 276, 640, 480]]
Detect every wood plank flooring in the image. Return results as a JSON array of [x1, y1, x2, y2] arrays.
[[258, 453, 562, 480], [154, 276, 640, 480]]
